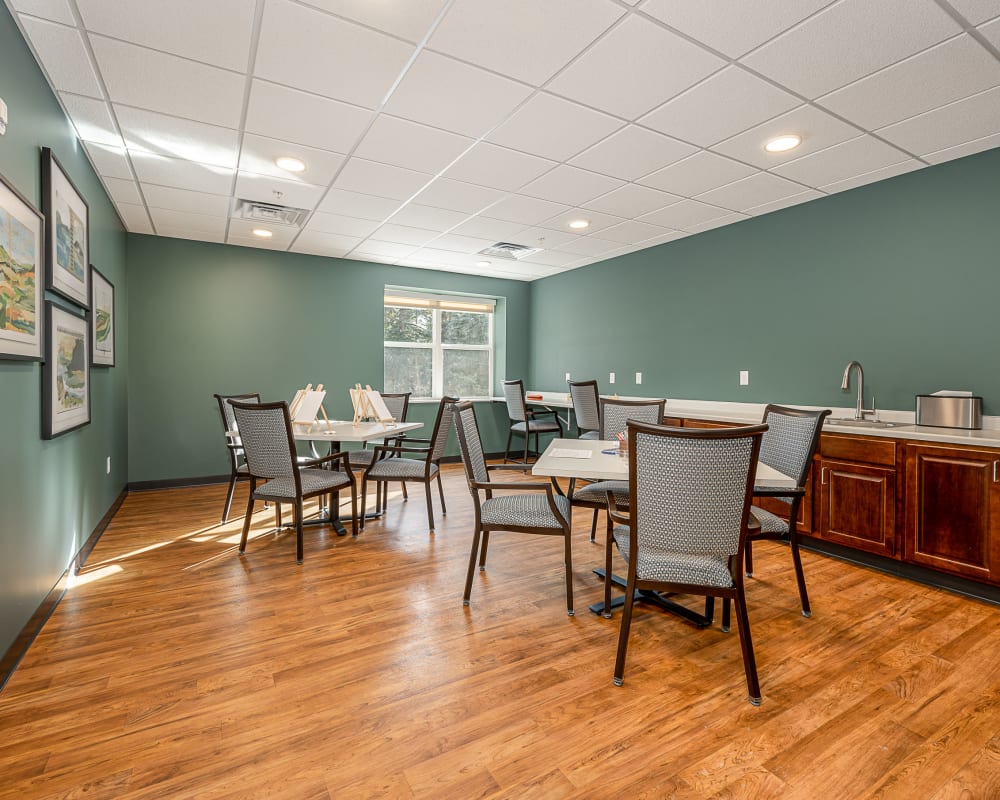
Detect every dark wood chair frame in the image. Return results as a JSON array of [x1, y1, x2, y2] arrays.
[[353, 391, 412, 513], [214, 392, 260, 524], [502, 378, 563, 463]]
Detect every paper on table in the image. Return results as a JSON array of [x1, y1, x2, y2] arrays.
[[550, 448, 592, 459]]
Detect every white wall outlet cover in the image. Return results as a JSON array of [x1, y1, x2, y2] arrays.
[[635, 372, 642, 384], [739, 370, 749, 386], [106, 456, 111, 474], [0, 97, 7, 136], [565, 372, 571, 381], [609, 372, 616, 384]]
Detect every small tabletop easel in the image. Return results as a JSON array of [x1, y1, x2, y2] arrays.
[[351, 384, 396, 427], [289, 383, 331, 431]]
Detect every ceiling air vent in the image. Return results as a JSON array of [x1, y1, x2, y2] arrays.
[[477, 242, 543, 260], [234, 199, 310, 227]]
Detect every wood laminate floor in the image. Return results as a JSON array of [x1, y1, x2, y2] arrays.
[[2, 464, 999, 799]]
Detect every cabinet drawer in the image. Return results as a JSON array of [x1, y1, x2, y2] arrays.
[[821, 433, 897, 466]]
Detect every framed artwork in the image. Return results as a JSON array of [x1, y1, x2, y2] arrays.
[[42, 302, 90, 439], [41, 147, 89, 309], [90, 265, 115, 366], [0, 172, 45, 361]]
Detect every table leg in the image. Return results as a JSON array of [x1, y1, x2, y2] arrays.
[[589, 568, 714, 628]]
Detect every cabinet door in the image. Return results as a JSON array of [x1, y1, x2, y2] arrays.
[[817, 458, 896, 556], [904, 444, 1000, 583]]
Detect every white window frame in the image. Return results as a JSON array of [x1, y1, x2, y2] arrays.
[[383, 290, 495, 401]]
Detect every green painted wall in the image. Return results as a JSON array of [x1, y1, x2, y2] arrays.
[[0, 6, 128, 657], [126, 235, 531, 483], [530, 148, 1000, 416]]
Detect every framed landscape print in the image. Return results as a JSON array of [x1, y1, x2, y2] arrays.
[[0, 172, 44, 361], [90, 266, 114, 366], [41, 147, 89, 308], [42, 302, 90, 439]]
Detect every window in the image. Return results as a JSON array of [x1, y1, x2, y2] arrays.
[[383, 290, 495, 400]]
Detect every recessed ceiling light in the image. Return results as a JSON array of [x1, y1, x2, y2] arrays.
[[275, 156, 306, 173], [568, 219, 590, 230], [476, 260, 491, 267], [252, 229, 273, 238], [764, 134, 801, 153]]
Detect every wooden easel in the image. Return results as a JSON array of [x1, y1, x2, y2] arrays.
[[289, 383, 331, 431], [351, 384, 396, 428]]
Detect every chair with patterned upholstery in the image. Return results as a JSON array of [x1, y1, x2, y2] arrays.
[[568, 379, 601, 440], [605, 420, 767, 703], [453, 401, 574, 616], [570, 397, 665, 542], [214, 392, 260, 523], [502, 379, 563, 463], [348, 391, 411, 511], [359, 396, 457, 533], [230, 400, 357, 563]]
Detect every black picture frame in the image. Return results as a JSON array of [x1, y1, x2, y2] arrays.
[[41, 147, 90, 309], [42, 301, 91, 439], [89, 265, 115, 367], [0, 170, 45, 361]]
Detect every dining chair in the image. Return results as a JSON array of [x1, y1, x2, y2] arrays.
[[568, 379, 601, 440], [348, 391, 411, 511], [605, 420, 767, 704], [452, 401, 574, 616], [359, 396, 457, 533], [502, 379, 563, 463], [230, 400, 357, 563], [214, 392, 260, 523], [570, 397, 665, 542]]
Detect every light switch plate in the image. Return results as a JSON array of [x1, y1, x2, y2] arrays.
[[739, 370, 749, 386], [635, 372, 642, 385], [565, 372, 571, 382], [609, 372, 616, 384]]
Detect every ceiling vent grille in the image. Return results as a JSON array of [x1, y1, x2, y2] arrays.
[[234, 199, 310, 227], [477, 242, 543, 260]]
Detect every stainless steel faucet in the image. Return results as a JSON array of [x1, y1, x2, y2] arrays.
[[841, 360, 875, 420]]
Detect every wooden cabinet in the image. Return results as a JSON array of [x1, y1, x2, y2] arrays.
[[815, 435, 898, 558], [904, 443, 1000, 583], [681, 418, 739, 429]]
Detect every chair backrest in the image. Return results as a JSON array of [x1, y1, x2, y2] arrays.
[[429, 396, 459, 462], [381, 392, 410, 424], [759, 405, 831, 502], [215, 392, 261, 437], [568, 379, 600, 434], [502, 379, 528, 422], [600, 398, 665, 439], [628, 421, 766, 566], [230, 400, 298, 482], [453, 401, 489, 486]]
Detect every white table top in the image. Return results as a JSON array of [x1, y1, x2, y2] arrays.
[[499, 391, 666, 410], [228, 420, 424, 443], [532, 438, 797, 488]]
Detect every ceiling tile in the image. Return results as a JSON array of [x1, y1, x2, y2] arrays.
[[114, 201, 153, 233], [552, 236, 622, 257], [101, 176, 142, 205], [59, 93, 122, 146], [130, 152, 234, 194], [227, 235, 293, 251], [639, 66, 800, 147], [696, 171, 806, 212], [317, 188, 401, 220], [950, 0, 1000, 25], [255, 0, 414, 109], [772, 135, 911, 187], [354, 115, 473, 174], [923, 132, 1000, 164], [484, 195, 571, 226], [582, 183, 681, 217], [639, 0, 836, 58], [818, 35, 1000, 131], [744, 189, 825, 216], [548, 15, 725, 120], [304, 212, 379, 239], [333, 158, 432, 201], [569, 125, 697, 181], [599, 219, 676, 244], [981, 17, 1000, 49], [244, 80, 372, 155], [238, 134, 345, 185], [876, 86, 1000, 155], [638, 199, 731, 230], [710, 105, 860, 169], [520, 165, 624, 207], [518, 249, 580, 268], [449, 216, 527, 241], [10, 0, 74, 25], [389, 203, 468, 231], [291, 229, 360, 258], [84, 142, 132, 180], [76, 0, 255, 71], [541, 208, 625, 235], [741, 0, 961, 98], [228, 219, 298, 246], [412, 179, 504, 215], [233, 171, 326, 210], [638, 151, 757, 196], [429, 233, 497, 254], [157, 227, 226, 244], [20, 16, 102, 97], [443, 143, 556, 192], [354, 240, 419, 258], [297, 0, 448, 41], [510, 226, 579, 249], [372, 223, 441, 247], [115, 105, 239, 168], [347, 253, 397, 264], [90, 36, 245, 128], [487, 93, 623, 162], [428, 0, 624, 86], [141, 184, 230, 216], [819, 159, 922, 193], [384, 51, 533, 138], [149, 207, 228, 236], [684, 212, 750, 234]]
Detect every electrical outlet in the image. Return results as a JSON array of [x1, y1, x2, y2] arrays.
[[739, 370, 749, 386], [609, 372, 616, 384], [565, 372, 571, 382], [635, 372, 642, 385], [106, 456, 111, 475]]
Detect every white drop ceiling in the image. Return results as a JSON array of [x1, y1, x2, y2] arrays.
[[7, 0, 1000, 281]]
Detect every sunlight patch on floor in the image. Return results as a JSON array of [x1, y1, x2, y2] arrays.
[[68, 564, 123, 588]]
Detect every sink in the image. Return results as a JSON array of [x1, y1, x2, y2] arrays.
[[826, 418, 907, 429]]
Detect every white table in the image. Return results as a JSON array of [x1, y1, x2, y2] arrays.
[[499, 391, 665, 433]]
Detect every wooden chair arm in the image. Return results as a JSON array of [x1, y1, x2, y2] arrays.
[[753, 485, 805, 498]]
